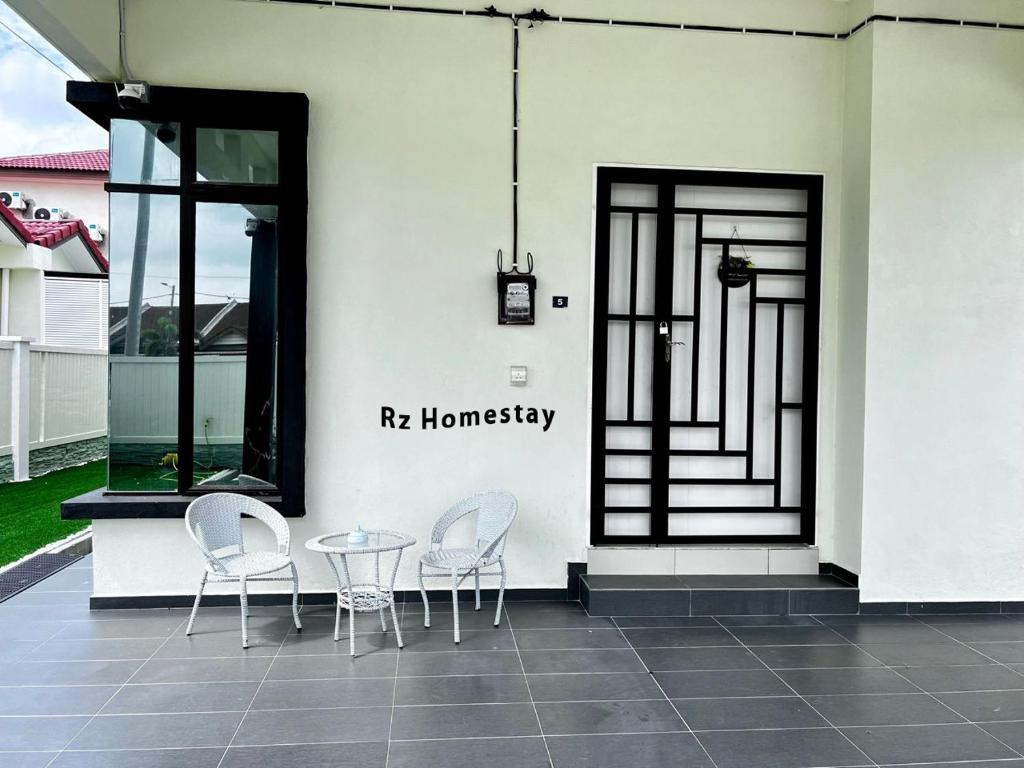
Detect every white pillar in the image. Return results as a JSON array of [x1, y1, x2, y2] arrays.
[[5, 337, 33, 482]]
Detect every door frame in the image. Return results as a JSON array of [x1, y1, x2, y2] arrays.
[[588, 165, 823, 546]]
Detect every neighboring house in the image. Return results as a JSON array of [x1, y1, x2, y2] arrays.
[[0, 150, 109, 348], [0, 149, 109, 258], [108, 299, 249, 355], [0, 151, 110, 481]]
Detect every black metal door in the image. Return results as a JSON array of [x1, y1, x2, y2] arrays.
[[590, 168, 822, 545]]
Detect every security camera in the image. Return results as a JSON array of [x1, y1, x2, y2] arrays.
[[116, 80, 149, 107]]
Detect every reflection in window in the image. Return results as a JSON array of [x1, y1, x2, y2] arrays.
[[192, 203, 279, 489], [197, 128, 278, 185], [110, 120, 181, 186], [107, 193, 180, 491]]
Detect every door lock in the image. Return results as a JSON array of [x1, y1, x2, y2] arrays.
[[659, 321, 686, 362]]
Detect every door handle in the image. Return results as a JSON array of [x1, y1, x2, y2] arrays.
[[660, 321, 686, 362]]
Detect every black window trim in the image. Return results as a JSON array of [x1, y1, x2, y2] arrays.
[[62, 82, 308, 519]]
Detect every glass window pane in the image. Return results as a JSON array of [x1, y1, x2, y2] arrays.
[[192, 202, 279, 489], [197, 128, 279, 185], [107, 193, 180, 491], [109, 120, 181, 186]]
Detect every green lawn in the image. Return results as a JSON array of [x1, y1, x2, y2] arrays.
[[0, 460, 102, 567]]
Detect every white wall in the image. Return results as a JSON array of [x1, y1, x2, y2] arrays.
[[858, 23, 1024, 602], [832, 27, 873, 575], [85, 0, 847, 598]]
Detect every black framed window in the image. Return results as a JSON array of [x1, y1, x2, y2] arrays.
[[68, 83, 308, 516]]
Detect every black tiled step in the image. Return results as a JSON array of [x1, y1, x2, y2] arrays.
[[580, 573, 858, 616]]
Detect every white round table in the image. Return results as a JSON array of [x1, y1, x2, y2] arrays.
[[305, 529, 416, 656]]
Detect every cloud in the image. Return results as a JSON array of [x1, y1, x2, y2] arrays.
[[0, 1, 107, 156]]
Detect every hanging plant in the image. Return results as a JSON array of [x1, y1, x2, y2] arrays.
[[718, 226, 754, 287]]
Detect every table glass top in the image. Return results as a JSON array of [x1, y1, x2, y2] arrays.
[[307, 530, 415, 552]]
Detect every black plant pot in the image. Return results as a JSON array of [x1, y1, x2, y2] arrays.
[[718, 256, 752, 287]]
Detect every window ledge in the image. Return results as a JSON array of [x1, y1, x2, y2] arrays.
[[61, 489, 302, 519]]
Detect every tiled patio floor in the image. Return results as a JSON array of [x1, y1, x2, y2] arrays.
[[5, 560, 1024, 766]]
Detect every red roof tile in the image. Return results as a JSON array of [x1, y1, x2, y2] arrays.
[[0, 149, 108, 173], [0, 204, 108, 272]]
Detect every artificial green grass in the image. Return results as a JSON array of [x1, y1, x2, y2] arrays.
[[0, 460, 103, 567]]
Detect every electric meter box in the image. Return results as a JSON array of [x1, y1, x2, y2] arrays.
[[497, 271, 536, 325]]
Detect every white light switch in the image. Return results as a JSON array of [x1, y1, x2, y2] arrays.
[[510, 365, 528, 386]]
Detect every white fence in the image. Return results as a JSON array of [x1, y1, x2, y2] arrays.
[[110, 355, 246, 445], [1, 338, 107, 480]]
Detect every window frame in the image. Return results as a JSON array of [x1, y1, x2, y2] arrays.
[[66, 82, 308, 517]]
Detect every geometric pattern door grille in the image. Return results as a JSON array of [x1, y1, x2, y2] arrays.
[[590, 168, 822, 545]]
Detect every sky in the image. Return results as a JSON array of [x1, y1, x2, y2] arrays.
[[0, 1, 107, 157]]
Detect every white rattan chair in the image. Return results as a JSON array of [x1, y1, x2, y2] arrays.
[[417, 491, 518, 643], [184, 493, 302, 647]]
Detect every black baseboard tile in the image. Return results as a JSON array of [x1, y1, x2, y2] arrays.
[[588, 589, 691, 617], [790, 589, 859, 615], [857, 602, 908, 615], [1002, 602, 1024, 614], [90, 587, 569, 610], [691, 589, 787, 616], [817, 562, 860, 587], [567, 561, 587, 602], [908, 601, 1001, 615]]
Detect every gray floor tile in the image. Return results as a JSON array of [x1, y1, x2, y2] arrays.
[[729, 626, 848, 646], [155, 633, 284, 658], [276, 631, 397, 657], [0, 660, 142, 686], [675, 696, 826, 731], [815, 615, 919, 626], [637, 646, 763, 672], [547, 732, 715, 768], [505, 605, 615, 629], [805, 693, 966, 726], [899, 664, 1024, 693], [0, 641, 47, 662], [397, 650, 520, 677], [930, 622, 1024, 642], [132, 656, 273, 683], [55, 618, 183, 640], [842, 723, 1017, 764], [969, 642, 1024, 663], [513, 628, 628, 650], [878, 762, 1024, 768], [537, 699, 684, 735], [269, 653, 398, 680], [0, 685, 117, 715], [621, 627, 738, 648], [519, 649, 646, 674], [696, 727, 870, 768], [101, 681, 259, 713], [655, 669, 793, 699], [777, 667, 918, 695], [221, 742, 387, 768], [70, 712, 243, 749], [233, 706, 392, 746], [403, 629, 515, 652], [0, 753, 58, 768], [717, 616, 824, 627], [286, 610, 403, 634], [612, 616, 720, 628], [857, 641, 990, 666], [830, 624, 954, 643], [0, 621, 69, 642], [254, 677, 395, 709], [394, 673, 529, 705], [979, 720, 1024, 753], [49, 748, 225, 767], [3, 592, 92, 607], [527, 672, 663, 702], [0, 716, 89, 750], [405, 607, 513, 632], [752, 644, 883, 669], [390, 702, 540, 739], [938, 690, 1024, 722], [389, 736, 550, 768], [26, 638, 164, 662]]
